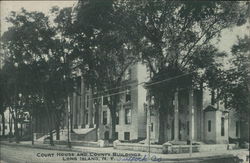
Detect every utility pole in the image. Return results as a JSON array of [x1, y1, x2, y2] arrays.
[[64, 51, 71, 148], [31, 101, 34, 145]]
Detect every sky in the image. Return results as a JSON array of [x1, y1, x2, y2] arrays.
[[0, 1, 249, 54], [0, 0, 76, 35]]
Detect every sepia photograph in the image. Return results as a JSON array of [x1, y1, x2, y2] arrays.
[[0, 0, 249, 162]]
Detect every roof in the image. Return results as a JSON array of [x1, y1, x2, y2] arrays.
[[204, 105, 218, 112]]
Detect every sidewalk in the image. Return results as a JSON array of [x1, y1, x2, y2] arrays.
[[1, 141, 249, 162]]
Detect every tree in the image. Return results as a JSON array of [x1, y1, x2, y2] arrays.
[[1, 8, 75, 145], [0, 57, 23, 142], [0, 68, 7, 136], [65, 0, 139, 140], [225, 36, 249, 120], [123, 1, 249, 143]]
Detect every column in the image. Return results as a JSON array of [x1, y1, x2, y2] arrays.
[[146, 100, 150, 143], [67, 96, 71, 142], [88, 89, 94, 128], [97, 97, 102, 139], [91, 93, 95, 127], [189, 89, 194, 141], [200, 84, 204, 141], [73, 92, 78, 128], [70, 96, 73, 132], [196, 91, 202, 141], [174, 90, 179, 141], [77, 93, 81, 128], [80, 76, 85, 128]]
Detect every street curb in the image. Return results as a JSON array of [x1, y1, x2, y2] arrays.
[[160, 155, 237, 162], [0, 141, 79, 152], [0, 141, 239, 162]]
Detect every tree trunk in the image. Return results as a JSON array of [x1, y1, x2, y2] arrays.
[[56, 123, 60, 140], [1, 112, 5, 136], [70, 111, 73, 133], [49, 130, 54, 146], [94, 99, 100, 141], [211, 89, 215, 105], [47, 113, 54, 146], [14, 117, 19, 143], [46, 111, 54, 146], [95, 110, 99, 141], [158, 109, 166, 144], [31, 115, 34, 145], [21, 123, 23, 137], [13, 104, 20, 143], [55, 111, 61, 140], [157, 93, 173, 144], [108, 91, 119, 141], [110, 108, 117, 141], [43, 94, 54, 146], [9, 112, 13, 136]]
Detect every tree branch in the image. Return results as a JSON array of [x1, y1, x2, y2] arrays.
[[180, 18, 218, 67]]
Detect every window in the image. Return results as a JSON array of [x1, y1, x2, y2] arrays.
[[124, 132, 130, 140], [171, 119, 174, 140], [208, 120, 211, 132], [187, 121, 189, 135], [151, 123, 154, 132], [116, 111, 119, 125], [103, 96, 109, 105], [86, 84, 90, 90], [125, 109, 131, 124], [86, 95, 89, 108], [104, 131, 109, 140], [236, 121, 240, 137], [86, 112, 88, 124], [124, 69, 131, 80], [221, 117, 225, 136], [125, 89, 131, 102], [151, 96, 155, 105], [103, 111, 107, 125], [5, 125, 7, 130], [115, 132, 119, 140]]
